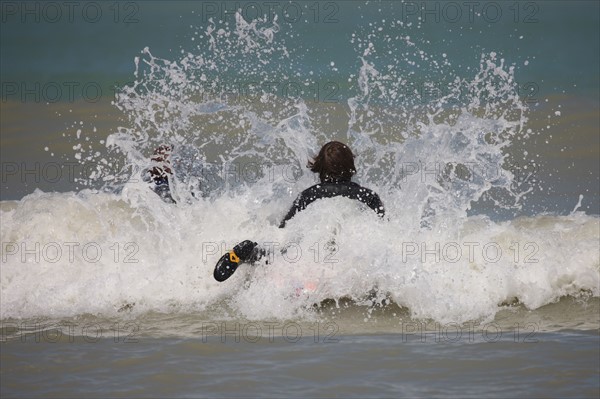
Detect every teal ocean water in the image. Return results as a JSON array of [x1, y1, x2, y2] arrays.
[[1, 1, 599, 214], [1, 1, 599, 397]]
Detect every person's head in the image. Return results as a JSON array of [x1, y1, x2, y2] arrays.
[[151, 144, 173, 162], [308, 141, 356, 182], [150, 144, 173, 177]]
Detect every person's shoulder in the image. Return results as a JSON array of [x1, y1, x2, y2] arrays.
[[355, 183, 383, 205], [294, 183, 321, 204], [353, 182, 376, 194], [302, 182, 326, 193]]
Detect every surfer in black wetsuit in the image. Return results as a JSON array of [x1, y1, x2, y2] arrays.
[[214, 141, 385, 282], [279, 141, 384, 227], [145, 144, 176, 203]]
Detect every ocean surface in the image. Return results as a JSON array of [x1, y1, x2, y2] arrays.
[[1, 1, 599, 398]]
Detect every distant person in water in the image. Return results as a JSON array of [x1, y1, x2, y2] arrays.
[[146, 144, 176, 203], [214, 141, 385, 281]]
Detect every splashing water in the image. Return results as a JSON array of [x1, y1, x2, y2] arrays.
[[1, 13, 598, 327]]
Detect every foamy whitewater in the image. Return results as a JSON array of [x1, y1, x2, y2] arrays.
[[1, 12, 598, 330]]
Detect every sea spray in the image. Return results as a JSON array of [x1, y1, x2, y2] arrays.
[[1, 13, 597, 324]]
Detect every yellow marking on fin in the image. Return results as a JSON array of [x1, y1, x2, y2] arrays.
[[229, 251, 240, 263]]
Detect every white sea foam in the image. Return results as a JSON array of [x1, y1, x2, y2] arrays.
[[0, 190, 598, 322]]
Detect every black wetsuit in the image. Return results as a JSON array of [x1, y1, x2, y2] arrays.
[[279, 180, 385, 227], [144, 171, 176, 204]]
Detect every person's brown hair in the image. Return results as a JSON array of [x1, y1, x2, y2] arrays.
[[149, 144, 173, 178], [308, 141, 356, 182]]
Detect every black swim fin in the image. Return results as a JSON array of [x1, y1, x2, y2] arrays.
[[213, 240, 261, 282]]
